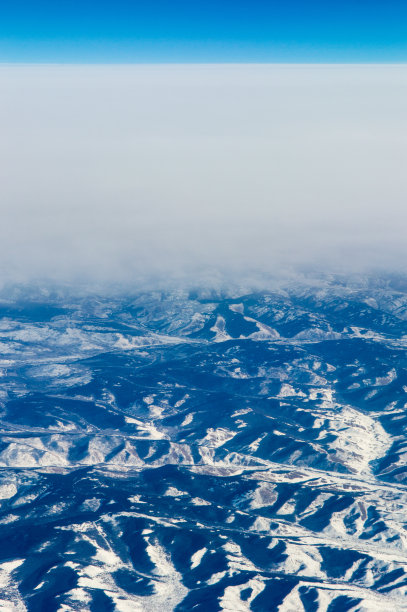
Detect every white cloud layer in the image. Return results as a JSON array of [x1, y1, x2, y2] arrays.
[[1, 64, 406, 285]]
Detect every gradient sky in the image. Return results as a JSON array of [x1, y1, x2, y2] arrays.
[[1, 4, 407, 285], [1, 0, 407, 63]]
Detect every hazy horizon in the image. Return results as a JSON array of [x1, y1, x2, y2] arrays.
[[1, 63, 406, 287]]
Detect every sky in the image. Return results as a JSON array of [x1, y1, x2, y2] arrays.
[[1, 0, 407, 63], [0, 3, 406, 286]]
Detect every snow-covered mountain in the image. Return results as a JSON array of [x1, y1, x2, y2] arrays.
[[1, 274, 407, 611]]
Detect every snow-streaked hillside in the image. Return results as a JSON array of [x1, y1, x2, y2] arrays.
[[1, 275, 407, 611]]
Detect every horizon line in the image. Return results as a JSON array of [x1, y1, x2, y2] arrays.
[[1, 61, 407, 66]]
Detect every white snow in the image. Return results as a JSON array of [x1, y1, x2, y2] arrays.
[[190, 548, 207, 569]]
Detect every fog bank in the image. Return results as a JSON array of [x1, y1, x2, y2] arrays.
[[1, 64, 406, 285]]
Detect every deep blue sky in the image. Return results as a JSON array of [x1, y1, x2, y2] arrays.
[[1, 0, 407, 63]]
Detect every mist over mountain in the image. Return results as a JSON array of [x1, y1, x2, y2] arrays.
[[1, 64, 407, 285], [1, 64, 407, 611]]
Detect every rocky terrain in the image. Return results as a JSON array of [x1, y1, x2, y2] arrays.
[[0, 274, 407, 610]]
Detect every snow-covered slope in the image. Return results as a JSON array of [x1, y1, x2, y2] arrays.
[[0, 275, 407, 610]]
